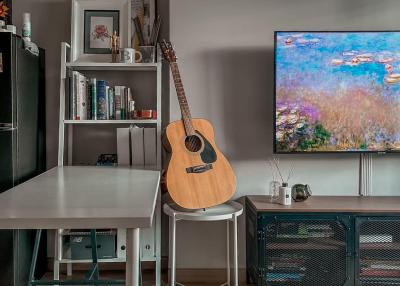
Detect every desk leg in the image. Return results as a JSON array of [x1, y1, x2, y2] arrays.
[[126, 228, 141, 286]]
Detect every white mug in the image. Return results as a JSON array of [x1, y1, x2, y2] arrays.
[[120, 48, 142, 64]]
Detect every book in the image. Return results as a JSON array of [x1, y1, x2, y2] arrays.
[[90, 78, 97, 120], [108, 87, 115, 120], [114, 86, 125, 120], [117, 128, 131, 166], [77, 73, 87, 120], [86, 82, 92, 120], [105, 85, 110, 119], [70, 71, 79, 119], [125, 87, 133, 119], [131, 126, 144, 167], [144, 128, 157, 167], [96, 80, 108, 120], [360, 234, 393, 244]]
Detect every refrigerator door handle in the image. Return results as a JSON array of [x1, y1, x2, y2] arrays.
[[0, 123, 15, 131]]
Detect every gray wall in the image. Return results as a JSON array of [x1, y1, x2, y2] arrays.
[[13, 0, 71, 169], [13, 0, 400, 271], [168, 0, 400, 269]]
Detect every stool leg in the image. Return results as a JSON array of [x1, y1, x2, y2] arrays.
[[226, 220, 230, 286], [169, 216, 177, 286], [233, 215, 238, 286]]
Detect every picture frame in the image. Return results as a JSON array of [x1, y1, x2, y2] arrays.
[[71, 0, 131, 62], [84, 10, 119, 54], [0, 0, 12, 25]]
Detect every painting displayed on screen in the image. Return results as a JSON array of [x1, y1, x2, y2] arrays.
[[275, 31, 400, 152]]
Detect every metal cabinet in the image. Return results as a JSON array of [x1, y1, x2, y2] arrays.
[[355, 217, 400, 286], [247, 208, 353, 286]]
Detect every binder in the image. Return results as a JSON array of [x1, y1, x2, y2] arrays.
[[131, 126, 144, 167], [144, 128, 157, 167], [117, 128, 131, 166]]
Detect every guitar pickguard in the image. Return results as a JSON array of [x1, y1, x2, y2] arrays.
[[196, 131, 217, 164]]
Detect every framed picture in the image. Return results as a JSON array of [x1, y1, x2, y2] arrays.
[[84, 10, 119, 54], [0, 0, 12, 25], [71, 0, 131, 62]]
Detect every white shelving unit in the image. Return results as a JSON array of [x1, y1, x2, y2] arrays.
[[56, 42, 162, 286]]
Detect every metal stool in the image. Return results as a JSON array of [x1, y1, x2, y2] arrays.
[[164, 201, 243, 286]]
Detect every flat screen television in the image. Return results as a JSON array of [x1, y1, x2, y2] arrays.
[[274, 31, 400, 153]]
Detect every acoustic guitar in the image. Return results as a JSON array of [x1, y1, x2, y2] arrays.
[[160, 40, 237, 210]]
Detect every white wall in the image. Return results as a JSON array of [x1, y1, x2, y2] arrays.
[[169, 0, 400, 269]]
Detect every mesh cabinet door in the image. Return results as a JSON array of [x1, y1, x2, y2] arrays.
[[261, 215, 351, 286], [356, 217, 400, 286]]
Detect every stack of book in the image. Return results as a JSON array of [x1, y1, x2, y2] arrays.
[[68, 71, 136, 120], [266, 254, 306, 282], [361, 259, 400, 282], [271, 222, 335, 240]]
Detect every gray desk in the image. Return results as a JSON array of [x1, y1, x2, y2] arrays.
[[0, 166, 160, 286]]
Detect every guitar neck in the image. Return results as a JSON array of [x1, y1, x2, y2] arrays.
[[170, 62, 195, 135]]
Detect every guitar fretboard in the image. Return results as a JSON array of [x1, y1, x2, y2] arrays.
[[170, 62, 195, 135]]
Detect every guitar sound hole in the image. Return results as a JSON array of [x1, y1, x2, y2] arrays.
[[185, 135, 202, 152]]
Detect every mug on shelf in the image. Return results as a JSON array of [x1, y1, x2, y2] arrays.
[[139, 46, 156, 63], [119, 48, 142, 64]]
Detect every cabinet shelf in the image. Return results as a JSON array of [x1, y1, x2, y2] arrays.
[[64, 119, 157, 125], [66, 62, 159, 71]]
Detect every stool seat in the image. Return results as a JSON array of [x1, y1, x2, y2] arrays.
[[163, 201, 243, 221]]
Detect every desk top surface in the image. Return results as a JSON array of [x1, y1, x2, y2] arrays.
[[0, 166, 160, 229], [247, 195, 400, 213]]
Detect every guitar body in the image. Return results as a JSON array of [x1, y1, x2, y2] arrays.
[[165, 118, 237, 209]]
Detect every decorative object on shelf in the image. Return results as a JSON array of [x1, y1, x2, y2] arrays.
[[96, 154, 117, 166], [269, 180, 280, 203], [0, 0, 11, 25], [267, 160, 281, 203], [160, 40, 237, 209], [84, 10, 119, 55], [110, 30, 120, 62], [149, 15, 161, 46], [119, 47, 142, 63], [22, 12, 31, 41], [131, 0, 155, 49], [71, 0, 131, 62], [291, 184, 312, 202], [269, 157, 294, 205], [140, 45, 155, 63], [279, 182, 292, 205]]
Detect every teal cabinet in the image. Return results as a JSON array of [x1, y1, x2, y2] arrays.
[[246, 198, 400, 286]]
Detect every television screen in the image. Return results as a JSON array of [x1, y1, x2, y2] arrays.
[[274, 31, 400, 153]]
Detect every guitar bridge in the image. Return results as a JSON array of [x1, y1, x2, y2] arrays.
[[186, 164, 213, 174]]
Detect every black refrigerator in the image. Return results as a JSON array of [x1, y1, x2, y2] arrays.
[[0, 32, 46, 286]]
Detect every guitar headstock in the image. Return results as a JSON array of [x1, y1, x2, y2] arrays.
[[160, 40, 177, 63]]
